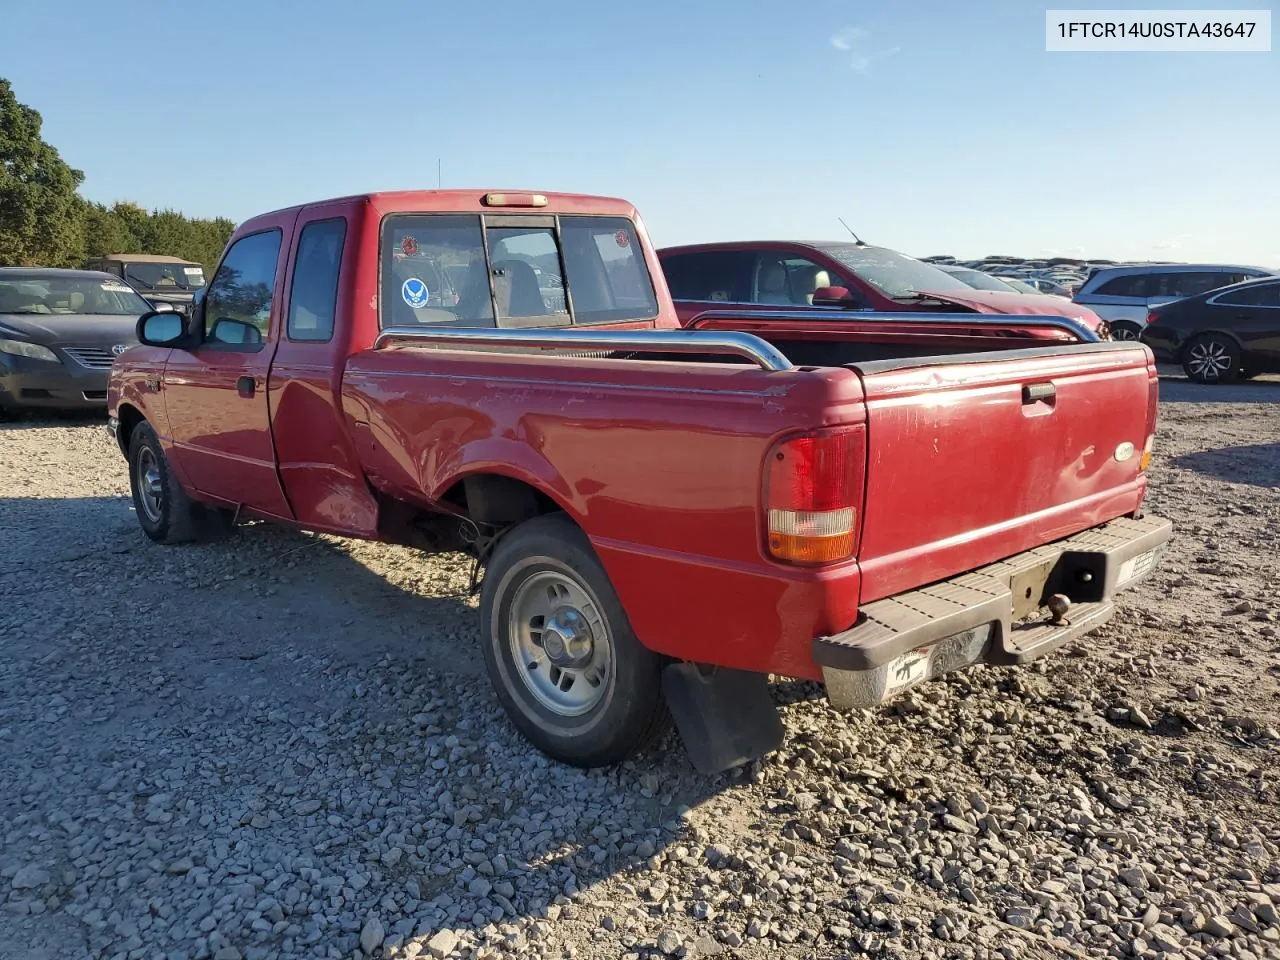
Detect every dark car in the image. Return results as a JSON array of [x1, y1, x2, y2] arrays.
[[1141, 275, 1280, 383], [0, 268, 154, 415]]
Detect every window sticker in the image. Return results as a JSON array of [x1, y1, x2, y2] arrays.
[[401, 277, 429, 308]]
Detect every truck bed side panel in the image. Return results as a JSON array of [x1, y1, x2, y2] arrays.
[[339, 350, 866, 679]]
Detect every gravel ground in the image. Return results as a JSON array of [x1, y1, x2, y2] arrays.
[[2, 372, 1278, 960]]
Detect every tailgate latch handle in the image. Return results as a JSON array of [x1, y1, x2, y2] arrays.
[[1022, 382, 1056, 405]]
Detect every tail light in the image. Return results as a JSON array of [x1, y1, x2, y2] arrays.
[[1145, 310, 1159, 326], [1140, 376, 1158, 473], [764, 429, 859, 565]]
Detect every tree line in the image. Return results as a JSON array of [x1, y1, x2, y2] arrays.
[[0, 78, 235, 272]]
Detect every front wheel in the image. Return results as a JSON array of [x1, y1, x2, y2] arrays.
[[127, 422, 234, 543], [1182, 333, 1241, 384], [479, 513, 669, 768]]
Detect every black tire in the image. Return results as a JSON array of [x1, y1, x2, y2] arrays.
[[127, 421, 231, 543], [479, 513, 669, 768], [1109, 320, 1142, 342], [1181, 333, 1241, 384]]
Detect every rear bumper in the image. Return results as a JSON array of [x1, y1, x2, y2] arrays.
[[0, 357, 110, 411], [815, 513, 1172, 708]]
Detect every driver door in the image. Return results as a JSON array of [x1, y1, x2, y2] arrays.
[[161, 213, 298, 519]]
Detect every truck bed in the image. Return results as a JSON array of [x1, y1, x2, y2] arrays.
[[340, 319, 1157, 683]]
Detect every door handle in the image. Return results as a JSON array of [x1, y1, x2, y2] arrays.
[[1022, 382, 1056, 404], [236, 376, 257, 398]]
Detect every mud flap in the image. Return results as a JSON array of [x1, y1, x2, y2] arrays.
[[662, 663, 785, 775]]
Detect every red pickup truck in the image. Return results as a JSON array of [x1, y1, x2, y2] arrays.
[[106, 189, 1171, 774], [658, 240, 1110, 338]]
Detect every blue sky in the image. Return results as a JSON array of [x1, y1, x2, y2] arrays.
[[2, 0, 1276, 265]]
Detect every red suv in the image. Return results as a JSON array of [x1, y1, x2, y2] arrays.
[[657, 240, 1109, 336]]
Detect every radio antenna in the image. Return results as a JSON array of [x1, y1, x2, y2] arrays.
[[837, 217, 864, 245]]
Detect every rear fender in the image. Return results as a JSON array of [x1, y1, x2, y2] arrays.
[[428, 437, 583, 524]]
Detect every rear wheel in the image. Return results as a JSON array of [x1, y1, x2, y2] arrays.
[[128, 422, 233, 543], [1182, 334, 1241, 384], [1109, 320, 1142, 342], [479, 513, 669, 767]]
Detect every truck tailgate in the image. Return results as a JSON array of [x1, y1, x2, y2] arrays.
[[852, 343, 1156, 602]]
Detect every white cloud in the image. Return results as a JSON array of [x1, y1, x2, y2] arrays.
[[830, 27, 867, 51], [830, 26, 900, 73], [1152, 233, 1193, 251]]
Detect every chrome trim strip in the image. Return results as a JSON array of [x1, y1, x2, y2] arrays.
[[372, 326, 794, 372]]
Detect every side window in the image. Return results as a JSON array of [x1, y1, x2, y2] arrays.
[[1216, 283, 1280, 307], [204, 230, 282, 344], [287, 218, 347, 341], [1095, 274, 1146, 297], [1171, 272, 1232, 298], [753, 254, 854, 306], [657, 251, 753, 302]]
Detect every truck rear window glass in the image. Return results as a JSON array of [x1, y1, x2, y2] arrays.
[[379, 214, 657, 328]]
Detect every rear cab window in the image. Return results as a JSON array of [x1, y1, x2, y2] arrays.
[[378, 213, 657, 329]]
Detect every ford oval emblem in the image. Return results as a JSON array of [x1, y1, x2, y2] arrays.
[[1114, 441, 1135, 462], [111, 343, 129, 357]]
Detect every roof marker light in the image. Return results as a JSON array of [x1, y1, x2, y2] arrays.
[[481, 193, 548, 208]]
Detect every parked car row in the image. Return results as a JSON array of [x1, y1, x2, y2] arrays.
[[4, 220, 1277, 418]]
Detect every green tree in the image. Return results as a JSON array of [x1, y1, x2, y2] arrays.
[[0, 78, 86, 266]]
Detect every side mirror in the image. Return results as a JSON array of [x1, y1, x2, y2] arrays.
[[210, 318, 263, 346], [812, 285, 859, 307], [137, 309, 187, 346], [150, 301, 176, 312]]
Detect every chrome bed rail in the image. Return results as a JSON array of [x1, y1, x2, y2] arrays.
[[372, 326, 795, 372], [686, 309, 1102, 343]]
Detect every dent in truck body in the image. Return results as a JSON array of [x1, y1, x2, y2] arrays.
[[339, 345, 870, 679]]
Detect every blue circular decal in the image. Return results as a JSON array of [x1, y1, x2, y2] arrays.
[[401, 277, 430, 309]]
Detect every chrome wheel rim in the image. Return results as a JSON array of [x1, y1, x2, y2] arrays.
[[1111, 324, 1140, 341], [507, 569, 612, 716], [135, 447, 164, 522], [1187, 340, 1232, 380]]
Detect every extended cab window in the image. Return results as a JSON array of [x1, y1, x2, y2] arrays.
[[204, 230, 282, 343], [379, 214, 656, 328], [287, 218, 347, 341]]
